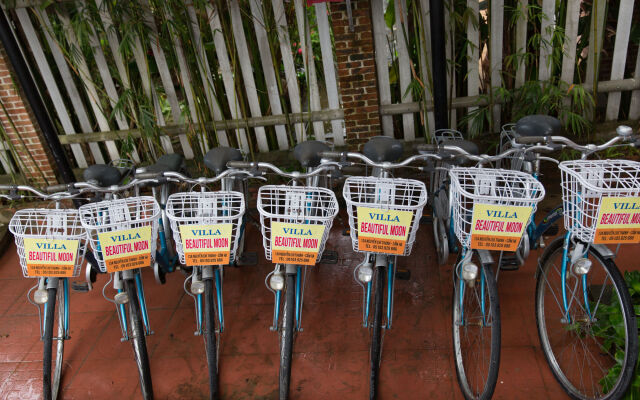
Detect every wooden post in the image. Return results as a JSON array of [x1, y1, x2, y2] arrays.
[[330, 0, 382, 148], [0, 46, 57, 185]]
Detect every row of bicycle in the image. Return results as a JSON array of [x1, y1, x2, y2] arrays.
[[3, 114, 640, 400]]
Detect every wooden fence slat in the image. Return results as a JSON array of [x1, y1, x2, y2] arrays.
[[142, 3, 194, 158], [629, 50, 640, 120], [370, 0, 393, 137], [395, 0, 414, 140], [315, 3, 344, 145], [15, 8, 88, 168], [294, 0, 324, 141], [490, 0, 503, 130], [271, 0, 304, 142], [444, 0, 456, 129], [248, 0, 289, 150], [34, 9, 105, 164], [538, 0, 555, 81], [186, 3, 228, 149], [0, 141, 15, 174], [228, 0, 269, 152], [585, 0, 607, 87], [605, 1, 635, 121], [560, 0, 580, 86], [466, 0, 479, 131], [55, 10, 121, 162], [515, 0, 528, 88], [207, 4, 250, 153], [418, 0, 435, 139]]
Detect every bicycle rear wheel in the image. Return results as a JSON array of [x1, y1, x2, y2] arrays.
[[369, 264, 385, 400], [124, 278, 154, 400], [536, 237, 638, 400], [43, 285, 65, 400], [279, 273, 295, 400], [452, 256, 500, 400], [204, 278, 219, 400]]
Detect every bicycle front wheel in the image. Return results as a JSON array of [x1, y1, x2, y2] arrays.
[[43, 285, 65, 400], [369, 264, 385, 400], [124, 278, 154, 400], [279, 273, 295, 400], [536, 237, 639, 400], [204, 278, 219, 400], [452, 255, 501, 400]]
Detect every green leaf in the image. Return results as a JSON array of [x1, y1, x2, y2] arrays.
[[385, 0, 395, 29]]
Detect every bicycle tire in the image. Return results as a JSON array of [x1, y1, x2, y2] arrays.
[[452, 256, 501, 400], [536, 237, 639, 400], [124, 278, 154, 400], [43, 286, 63, 400], [370, 264, 385, 400], [204, 278, 220, 400], [279, 273, 295, 400], [433, 217, 449, 265]]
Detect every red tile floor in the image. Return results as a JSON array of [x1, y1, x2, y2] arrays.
[[0, 211, 638, 399]]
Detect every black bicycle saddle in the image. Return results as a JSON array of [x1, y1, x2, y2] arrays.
[[514, 115, 561, 137], [362, 136, 404, 162], [204, 147, 243, 175], [293, 140, 331, 168]]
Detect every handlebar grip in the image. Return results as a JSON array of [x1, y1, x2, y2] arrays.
[[135, 171, 161, 180], [416, 144, 438, 152], [227, 161, 255, 169], [515, 136, 547, 144], [0, 184, 16, 191], [46, 183, 70, 193], [319, 151, 343, 159]]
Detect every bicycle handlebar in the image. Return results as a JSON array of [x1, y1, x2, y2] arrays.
[[226, 160, 339, 179]]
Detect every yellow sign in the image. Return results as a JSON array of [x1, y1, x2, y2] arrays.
[[98, 226, 152, 273], [356, 206, 413, 255], [470, 204, 532, 251], [23, 238, 79, 277], [594, 197, 640, 244], [179, 224, 233, 266], [271, 222, 325, 265]]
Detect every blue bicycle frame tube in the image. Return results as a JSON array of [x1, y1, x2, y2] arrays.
[[274, 290, 281, 326], [386, 260, 394, 329], [480, 266, 486, 324], [295, 267, 302, 330], [458, 248, 468, 322], [560, 232, 571, 323], [214, 268, 224, 331], [364, 280, 372, 327], [135, 273, 151, 335], [117, 289, 128, 334], [582, 274, 591, 318], [63, 278, 70, 335], [196, 294, 203, 332]]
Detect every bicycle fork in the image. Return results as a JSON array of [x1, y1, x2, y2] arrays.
[[34, 277, 70, 340], [359, 254, 396, 329], [269, 264, 305, 332], [112, 269, 153, 341], [188, 265, 225, 336], [559, 232, 592, 324]]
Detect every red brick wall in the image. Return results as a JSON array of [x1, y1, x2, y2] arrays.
[[329, 0, 382, 148], [0, 46, 57, 185]]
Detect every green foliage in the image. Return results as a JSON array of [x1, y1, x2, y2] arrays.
[[593, 271, 640, 398]]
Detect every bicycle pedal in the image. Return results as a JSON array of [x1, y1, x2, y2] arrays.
[[342, 228, 350, 236], [420, 215, 432, 225], [499, 255, 520, 271], [71, 281, 90, 293], [395, 268, 411, 280], [234, 251, 258, 266], [319, 250, 338, 264]]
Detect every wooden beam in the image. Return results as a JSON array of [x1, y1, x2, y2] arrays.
[[58, 109, 345, 144]]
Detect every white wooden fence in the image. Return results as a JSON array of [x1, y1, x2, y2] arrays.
[[374, 0, 640, 140], [5, 0, 345, 168]]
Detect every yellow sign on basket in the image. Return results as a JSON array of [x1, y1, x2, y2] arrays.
[[179, 224, 233, 266], [470, 204, 533, 251], [98, 226, 152, 273], [271, 222, 325, 265], [356, 206, 413, 255], [594, 197, 640, 244], [23, 238, 79, 277]]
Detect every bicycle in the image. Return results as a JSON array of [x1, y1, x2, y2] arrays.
[[3, 184, 88, 400], [227, 140, 339, 400], [513, 126, 640, 399], [161, 166, 253, 400], [322, 136, 429, 399]]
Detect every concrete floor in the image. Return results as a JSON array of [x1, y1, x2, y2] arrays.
[[0, 209, 638, 399]]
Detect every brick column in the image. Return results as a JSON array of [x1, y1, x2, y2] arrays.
[[330, 0, 382, 148], [0, 46, 57, 185]]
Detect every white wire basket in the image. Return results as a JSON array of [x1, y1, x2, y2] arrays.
[[257, 185, 338, 263], [165, 191, 246, 265], [560, 159, 640, 243], [343, 177, 427, 255], [9, 209, 87, 278], [449, 167, 545, 249], [78, 196, 160, 273]]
